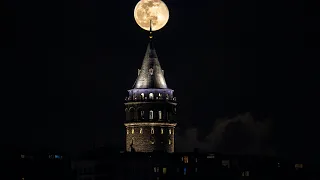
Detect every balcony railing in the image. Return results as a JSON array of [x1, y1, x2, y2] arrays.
[[125, 96, 177, 102]]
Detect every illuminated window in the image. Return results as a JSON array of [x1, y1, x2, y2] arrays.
[[151, 127, 154, 134], [127, 128, 129, 134], [21, 154, 25, 159], [168, 139, 171, 145], [54, 155, 62, 159], [131, 128, 134, 134], [140, 110, 144, 119], [140, 128, 143, 134], [183, 156, 189, 163], [295, 164, 303, 169], [149, 68, 154, 75], [163, 168, 167, 174], [161, 128, 164, 134], [183, 167, 187, 175], [195, 158, 198, 162], [169, 129, 172, 134], [158, 111, 162, 119], [149, 110, 154, 119], [158, 93, 161, 97], [149, 93, 154, 99], [154, 167, 159, 172], [141, 93, 144, 99]]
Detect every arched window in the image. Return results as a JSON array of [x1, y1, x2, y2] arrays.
[[151, 127, 154, 134], [158, 111, 162, 120], [149, 110, 154, 119], [149, 93, 154, 100], [141, 93, 144, 100], [129, 108, 135, 120]]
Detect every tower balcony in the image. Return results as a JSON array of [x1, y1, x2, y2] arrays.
[[125, 96, 177, 103]]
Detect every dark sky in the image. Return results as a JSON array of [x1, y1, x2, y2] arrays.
[[4, 0, 319, 162]]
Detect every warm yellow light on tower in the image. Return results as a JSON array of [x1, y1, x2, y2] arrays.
[[134, 0, 169, 31]]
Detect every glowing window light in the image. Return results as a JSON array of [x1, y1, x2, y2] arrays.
[[183, 167, 187, 175], [161, 128, 164, 134], [169, 129, 172, 134], [159, 111, 162, 119], [168, 139, 171, 144], [149, 93, 154, 99], [149, 110, 154, 119], [131, 128, 134, 134], [140, 128, 143, 134]]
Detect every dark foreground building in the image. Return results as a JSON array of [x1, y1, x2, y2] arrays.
[[72, 148, 319, 180], [4, 146, 73, 180]]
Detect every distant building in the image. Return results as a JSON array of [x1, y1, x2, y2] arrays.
[[72, 149, 319, 180], [124, 36, 177, 153], [4, 147, 72, 180]]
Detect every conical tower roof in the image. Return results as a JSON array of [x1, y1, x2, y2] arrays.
[[132, 39, 168, 89]]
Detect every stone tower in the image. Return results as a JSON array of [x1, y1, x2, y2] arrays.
[[124, 35, 177, 153]]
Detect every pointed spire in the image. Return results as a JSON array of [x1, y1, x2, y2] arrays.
[[149, 20, 153, 39], [132, 30, 168, 89]]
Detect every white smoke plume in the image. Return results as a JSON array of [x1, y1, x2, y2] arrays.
[[175, 112, 274, 155]]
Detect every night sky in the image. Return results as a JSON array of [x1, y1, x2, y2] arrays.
[[5, 0, 319, 162]]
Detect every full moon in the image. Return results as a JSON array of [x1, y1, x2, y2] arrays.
[[134, 0, 169, 31]]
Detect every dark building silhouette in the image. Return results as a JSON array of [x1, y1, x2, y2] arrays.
[[124, 35, 177, 153], [4, 146, 73, 180], [71, 148, 320, 180]]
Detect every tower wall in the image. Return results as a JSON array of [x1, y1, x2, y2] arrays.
[[125, 124, 175, 153]]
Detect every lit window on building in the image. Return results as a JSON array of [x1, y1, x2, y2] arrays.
[[149, 93, 154, 99], [277, 162, 280, 168], [183, 156, 189, 163], [141, 111, 144, 119], [127, 128, 129, 134], [168, 139, 171, 145], [149, 68, 153, 75], [163, 167, 167, 174], [21, 154, 25, 159], [161, 128, 164, 134], [183, 167, 187, 175], [131, 128, 134, 134], [195, 167, 198, 172], [54, 155, 62, 159], [140, 128, 143, 134], [207, 154, 215, 159], [141, 93, 144, 99], [295, 164, 303, 169], [169, 129, 172, 134], [149, 110, 154, 119], [195, 158, 198, 162], [49, 155, 54, 159], [159, 111, 162, 119], [154, 167, 159, 172], [151, 127, 154, 134], [158, 93, 161, 97]]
